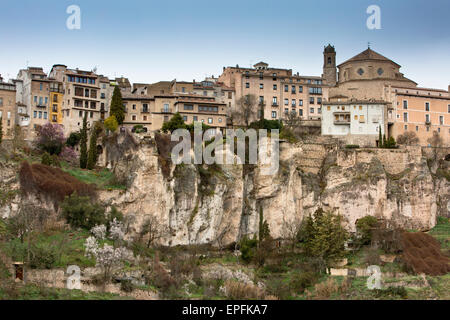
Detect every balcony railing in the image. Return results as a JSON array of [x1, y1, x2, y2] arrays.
[[142, 108, 150, 113], [161, 108, 172, 113], [271, 102, 279, 107], [334, 120, 350, 125]]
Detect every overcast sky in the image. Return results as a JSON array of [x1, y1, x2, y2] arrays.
[[0, 0, 449, 89]]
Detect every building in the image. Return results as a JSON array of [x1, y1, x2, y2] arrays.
[[48, 79, 64, 124], [323, 46, 450, 146], [15, 67, 51, 140], [388, 85, 450, 146], [0, 74, 16, 140], [49, 65, 103, 135], [322, 98, 388, 146], [218, 59, 328, 126]]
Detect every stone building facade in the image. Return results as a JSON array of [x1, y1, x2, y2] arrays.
[[0, 75, 16, 140]]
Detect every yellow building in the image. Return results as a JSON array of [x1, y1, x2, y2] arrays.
[[49, 80, 63, 124]]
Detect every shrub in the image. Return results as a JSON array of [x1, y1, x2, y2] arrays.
[[59, 146, 78, 165], [161, 113, 187, 133], [279, 127, 297, 143], [34, 123, 66, 155], [66, 132, 81, 147], [61, 193, 106, 230], [309, 278, 338, 300], [249, 119, 283, 131], [300, 208, 349, 266], [356, 216, 379, 245], [345, 144, 359, 149], [290, 272, 319, 294], [221, 280, 265, 300], [29, 245, 58, 269], [19, 161, 96, 206], [104, 116, 119, 133], [132, 124, 145, 133], [41, 152, 52, 166], [239, 236, 258, 264], [397, 131, 419, 146]]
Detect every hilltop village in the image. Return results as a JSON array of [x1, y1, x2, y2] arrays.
[[0, 45, 449, 300]]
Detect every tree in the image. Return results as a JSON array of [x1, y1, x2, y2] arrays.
[[139, 215, 168, 248], [397, 131, 419, 146], [87, 122, 101, 170], [34, 122, 66, 155], [61, 193, 106, 230], [79, 112, 88, 169], [355, 216, 379, 246], [382, 134, 387, 148], [66, 132, 81, 147], [161, 112, 187, 133], [378, 126, 382, 148], [427, 131, 444, 162], [300, 208, 349, 267], [12, 125, 26, 153], [104, 115, 119, 133], [110, 86, 125, 125], [234, 94, 258, 127]]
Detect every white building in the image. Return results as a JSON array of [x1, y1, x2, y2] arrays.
[[321, 99, 389, 146]]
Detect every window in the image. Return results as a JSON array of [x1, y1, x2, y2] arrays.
[[34, 96, 37, 103], [79, 111, 82, 117], [182, 87, 185, 93], [43, 112, 47, 119], [357, 68, 364, 76], [308, 87, 322, 94], [40, 83, 43, 91], [143, 116, 147, 121], [317, 98, 322, 104], [292, 99, 296, 107], [273, 84, 277, 90], [228, 92, 232, 99], [327, 106, 331, 111], [377, 68, 384, 75], [299, 99, 303, 106], [38, 111, 42, 119], [318, 108, 321, 114], [403, 112, 408, 123], [245, 83, 250, 88], [34, 111, 37, 118], [132, 115, 137, 121], [425, 102, 430, 111], [132, 104, 136, 110], [163, 104, 169, 112], [272, 97, 278, 105], [284, 108, 289, 114], [291, 109, 296, 115], [45, 97, 48, 105], [259, 96, 264, 104], [359, 115, 365, 123], [203, 91, 207, 96], [403, 100, 408, 109], [0, 98, 2, 106], [218, 118, 222, 123], [448, 105, 450, 113], [208, 118, 213, 124], [439, 116, 444, 125], [416, 126, 419, 131], [299, 86, 303, 93], [183, 116, 187, 121], [284, 85, 288, 92], [310, 97, 314, 104], [52, 105, 58, 112], [405, 125, 408, 130], [184, 104, 193, 110], [260, 83, 264, 89], [52, 115, 57, 122], [299, 109, 303, 116], [359, 106, 363, 110], [271, 111, 277, 118], [85, 89, 89, 97], [291, 86, 296, 94], [426, 114, 430, 123], [284, 99, 289, 106], [310, 108, 314, 114], [90, 111, 93, 118]]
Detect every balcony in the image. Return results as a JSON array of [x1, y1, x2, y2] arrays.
[[425, 120, 431, 125], [334, 120, 350, 125], [161, 108, 172, 113], [333, 112, 350, 125], [141, 108, 150, 113], [36, 103, 47, 108], [271, 102, 279, 107]]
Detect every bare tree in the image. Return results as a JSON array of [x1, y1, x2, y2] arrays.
[[397, 131, 419, 146], [233, 94, 258, 127], [139, 215, 168, 248], [427, 131, 444, 162], [284, 110, 302, 131], [281, 216, 302, 250]]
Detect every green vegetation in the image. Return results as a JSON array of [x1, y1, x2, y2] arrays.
[[61, 193, 107, 230], [110, 86, 125, 125], [104, 115, 119, 133], [429, 216, 450, 249], [356, 216, 379, 245], [87, 122, 101, 170], [66, 131, 81, 147], [61, 163, 126, 190], [79, 112, 88, 169], [161, 112, 187, 133]]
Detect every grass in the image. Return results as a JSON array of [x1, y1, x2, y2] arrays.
[[428, 216, 450, 249], [60, 162, 126, 190], [0, 283, 133, 300], [0, 229, 96, 269]]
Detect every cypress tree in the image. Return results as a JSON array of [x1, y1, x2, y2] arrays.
[[378, 125, 382, 148], [382, 134, 387, 148], [87, 122, 98, 170], [80, 112, 88, 169], [110, 86, 125, 125]]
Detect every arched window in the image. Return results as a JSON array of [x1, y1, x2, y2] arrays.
[[328, 57, 332, 65]]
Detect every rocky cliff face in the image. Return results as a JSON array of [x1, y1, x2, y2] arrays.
[[98, 133, 449, 247]]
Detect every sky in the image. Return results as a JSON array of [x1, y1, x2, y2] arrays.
[[0, 0, 449, 89]]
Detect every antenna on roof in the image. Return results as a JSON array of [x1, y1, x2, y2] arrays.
[[368, 42, 371, 49], [92, 66, 97, 73]]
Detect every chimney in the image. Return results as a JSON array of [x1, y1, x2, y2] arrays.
[[193, 79, 195, 83], [0, 74, 2, 82]]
